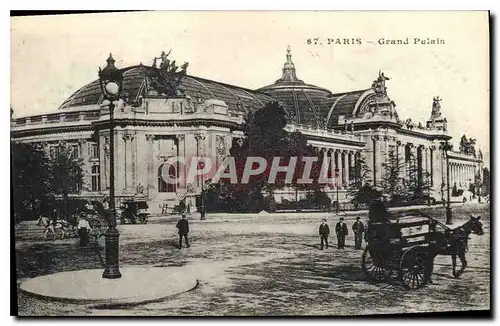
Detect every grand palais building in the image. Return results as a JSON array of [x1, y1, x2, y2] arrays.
[[11, 47, 484, 213]]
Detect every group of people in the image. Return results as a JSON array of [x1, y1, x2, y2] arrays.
[[318, 216, 365, 250], [175, 214, 368, 251], [72, 199, 389, 252]]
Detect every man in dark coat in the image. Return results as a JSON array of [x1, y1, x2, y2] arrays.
[[352, 216, 365, 250], [335, 217, 349, 249], [318, 219, 330, 250], [176, 214, 190, 249]]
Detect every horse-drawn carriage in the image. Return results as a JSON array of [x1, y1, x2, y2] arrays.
[[361, 204, 485, 290], [362, 212, 437, 289], [119, 198, 149, 224]]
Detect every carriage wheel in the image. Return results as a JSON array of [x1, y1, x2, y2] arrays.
[[361, 246, 391, 282], [398, 246, 432, 290]]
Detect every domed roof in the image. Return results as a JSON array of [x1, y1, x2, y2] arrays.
[[257, 46, 332, 127], [58, 63, 276, 115]]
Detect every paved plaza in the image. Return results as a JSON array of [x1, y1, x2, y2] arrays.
[[15, 204, 490, 316]]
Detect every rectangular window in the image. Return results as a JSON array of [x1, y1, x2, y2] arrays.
[[91, 165, 100, 192], [70, 144, 80, 158], [91, 144, 99, 158]]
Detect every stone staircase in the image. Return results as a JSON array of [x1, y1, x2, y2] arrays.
[[15, 221, 44, 242]]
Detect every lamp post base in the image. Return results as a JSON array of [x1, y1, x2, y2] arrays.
[[445, 207, 453, 225], [102, 227, 122, 279]]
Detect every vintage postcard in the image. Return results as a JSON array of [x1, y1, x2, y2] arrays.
[[11, 11, 490, 316]]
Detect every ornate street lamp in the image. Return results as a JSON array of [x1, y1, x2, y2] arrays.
[[200, 176, 206, 220], [98, 53, 124, 279], [440, 141, 453, 225]]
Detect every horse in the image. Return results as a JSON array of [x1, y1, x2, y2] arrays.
[[36, 216, 75, 240], [429, 215, 485, 278]]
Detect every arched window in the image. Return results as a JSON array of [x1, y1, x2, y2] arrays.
[[91, 165, 100, 192], [158, 164, 176, 193]]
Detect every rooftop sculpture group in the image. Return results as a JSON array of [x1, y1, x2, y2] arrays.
[[459, 135, 477, 157], [147, 50, 189, 97]]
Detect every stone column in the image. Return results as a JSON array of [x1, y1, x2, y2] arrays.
[[463, 164, 466, 187], [330, 149, 336, 181], [424, 147, 429, 182], [320, 147, 329, 178], [468, 165, 472, 188], [123, 133, 134, 191], [429, 145, 438, 189], [341, 150, 348, 188], [176, 134, 186, 189], [460, 164, 463, 187], [395, 141, 402, 181], [453, 163, 456, 187], [461, 164, 464, 187], [403, 143, 410, 180], [132, 133, 137, 188], [468, 165, 471, 187], [146, 134, 155, 193], [406, 143, 414, 181], [194, 132, 207, 190], [336, 149, 343, 189], [371, 136, 378, 186], [356, 151, 362, 183], [349, 151, 355, 182], [450, 163, 455, 187], [346, 151, 351, 183]]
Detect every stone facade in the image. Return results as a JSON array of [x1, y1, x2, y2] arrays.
[[11, 49, 483, 212]]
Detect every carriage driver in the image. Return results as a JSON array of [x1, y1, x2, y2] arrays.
[[77, 212, 92, 246]]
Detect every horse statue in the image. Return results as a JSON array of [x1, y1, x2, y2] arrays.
[[429, 215, 485, 278], [36, 215, 75, 240]]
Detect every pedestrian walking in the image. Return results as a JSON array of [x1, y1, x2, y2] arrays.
[[352, 216, 365, 250], [176, 214, 190, 249], [335, 217, 348, 249], [318, 219, 330, 250], [77, 213, 92, 246]]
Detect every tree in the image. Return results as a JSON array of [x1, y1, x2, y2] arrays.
[[347, 154, 378, 208], [405, 154, 432, 205], [218, 101, 323, 212], [482, 167, 490, 197], [49, 143, 84, 218], [11, 142, 53, 221], [381, 148, 406, 205]]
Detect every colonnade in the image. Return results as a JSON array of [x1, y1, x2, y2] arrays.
[[388, 141, 440, 188], [317, 148, 361, 189], [449, 162, 476, 189]]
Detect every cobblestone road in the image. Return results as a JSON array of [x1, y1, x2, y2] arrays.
[[15, 204, 490, 316]]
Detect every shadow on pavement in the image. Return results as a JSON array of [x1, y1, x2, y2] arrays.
[[16, 242, 104, 279]]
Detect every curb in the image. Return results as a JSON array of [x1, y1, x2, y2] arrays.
[[18, 270, 200, 309], [91, 279, 201, 309]]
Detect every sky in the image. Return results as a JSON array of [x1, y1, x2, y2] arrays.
[[10, 11, 489, 166]]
